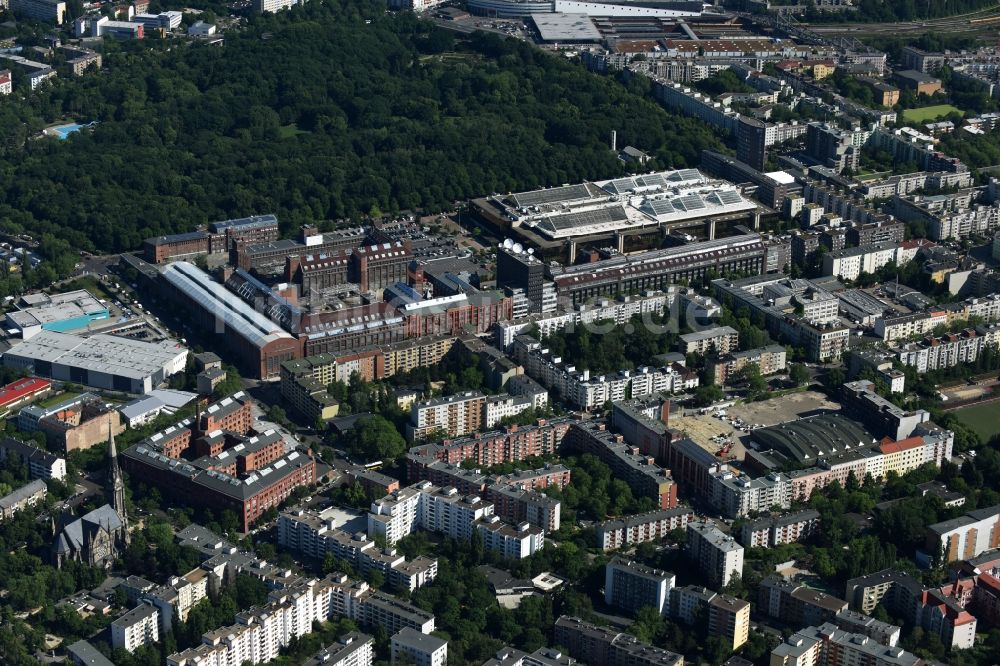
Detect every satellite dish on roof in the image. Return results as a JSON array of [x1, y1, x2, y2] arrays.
[[503, 239, 514, 249], [512, 243, 523, 254], [527, 248, 534, 255]]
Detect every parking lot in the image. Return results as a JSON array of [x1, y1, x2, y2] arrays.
[[670, 391, 841, 460], [727, 390, 840, 427]]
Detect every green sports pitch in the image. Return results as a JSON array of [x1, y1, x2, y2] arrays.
[[955, 400, 1000, 443], [902, 105, 962, 123]]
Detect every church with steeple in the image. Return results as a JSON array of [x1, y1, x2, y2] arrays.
[[53, 419, 130, 568]]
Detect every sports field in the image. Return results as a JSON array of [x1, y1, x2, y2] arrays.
[[902, 105, 961, 122], [954, 400, 1000, 443]]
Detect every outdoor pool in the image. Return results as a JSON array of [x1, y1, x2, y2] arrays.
[[49, 121, 97, 140]]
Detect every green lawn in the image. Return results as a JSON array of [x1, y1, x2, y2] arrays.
[[35, 391, 82, 408], [954, 400, 1000, 443], [902, 105, 962, 123], [278, 124, 308, 138]]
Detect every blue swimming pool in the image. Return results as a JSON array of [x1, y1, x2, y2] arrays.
[[50, 121, 97, 139]]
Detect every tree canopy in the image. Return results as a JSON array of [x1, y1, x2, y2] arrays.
[[0, 0, 724, 263]]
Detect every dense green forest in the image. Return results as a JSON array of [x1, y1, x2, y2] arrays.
[[0, 0, 724, 261]]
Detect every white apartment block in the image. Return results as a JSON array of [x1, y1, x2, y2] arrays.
[[279, 508, 438, 592], [484, 393, 536, 429], [896, 325, 1000, 373], [252, 0, 299, 12], [875, 311, 948, 342], [738, 510, 820, 548], [407, 391, 484, 441], [302, 633, 374, 666], [710, 470, 791, 519], [595, 508, 694, 551], [494, 291, 674, 349], [687, 521, 744, 589], [147, 568, 210, 633], [678, 326, 739, 356], [605, 557, 675, 615], [822, 243, 901, 281], [112, 603, 160, 652], [168, 576, 435, 666], [960, 294, 1000, 323], [391, 628, 448, 666], [511, 336, 693, 410], [368, 482, 494, 545], [476, 516, 545, 559], [368, 484, 424, 545]]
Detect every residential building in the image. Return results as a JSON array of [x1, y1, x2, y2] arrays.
[[563, 422, 678, 509], [687, 521, 744, 588], [770, 623, 927, 666], [391, 628, 447, 666], [9, 0, 66, 23], [834, 609, 901, 647], [408, 418, 571, 467], [595, 508, 694, 551], [678, 326, 739, 356], [822, 243, 901, 281], [301, 633, 374, 666], [475, 516, 545, 559], [278, 507, 437, 592], [759, 576, 848, 626], [280, 372, 340, 423], [120, 393, 317, 530], [0, 437, 66, 480], [708, 594, 751, 651], [896, 325, 1000, 373], [738, 510, 820, 548], [407, 391, 485, 442], [845, 569, 977, 650], [709, 345, 787, 386], [111, 603, 160, 652], [926, 505, 1000, 562], [0, 479, 47, 520], [553, 616, 683, 666], [604, 557, 675, 615]]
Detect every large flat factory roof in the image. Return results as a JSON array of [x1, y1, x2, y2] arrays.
[[490, 169, 756, 241], [532, 12, 602, 41], [750, 414, 877, 467]]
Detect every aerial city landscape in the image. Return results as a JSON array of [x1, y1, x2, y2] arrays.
[[4, 0, 1000, 664]]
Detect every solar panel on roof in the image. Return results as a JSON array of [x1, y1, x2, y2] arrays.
[[538, 206, 628, 233], [678, 195, 706, 211], [717, 190, 743, 205], [644, 199, 677, 216], [636, 174, 667, 188], [512, 184, 593, 208]]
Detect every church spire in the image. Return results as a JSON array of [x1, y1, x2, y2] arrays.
[[108, 416, 129, 545]]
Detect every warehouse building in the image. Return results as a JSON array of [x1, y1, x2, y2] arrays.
[[2, 331, 188, 394], [160, 261, 300, 379]]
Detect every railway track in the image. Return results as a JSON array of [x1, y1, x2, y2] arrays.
[[804, 4, 1000, 34]]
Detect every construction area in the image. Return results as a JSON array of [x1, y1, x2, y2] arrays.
[[670, 391, 840, 460]]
